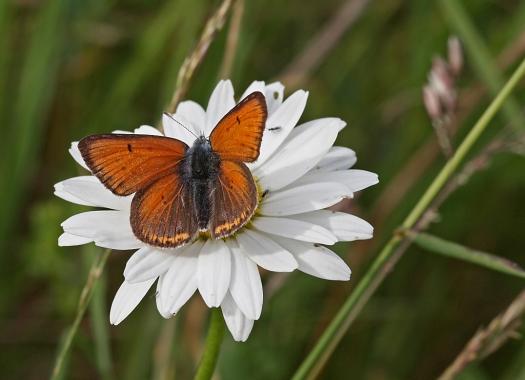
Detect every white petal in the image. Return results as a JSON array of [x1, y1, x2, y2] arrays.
[[240, 81, 266, 101], [58, 232, 92, 246], [226, 240, 263, 320], [155, 276, 172, 319], [292, 210, 373, 241], [161, 242, 201, 314], [163, 101, 205, 144], [293, 169, 379, 193], [110, 278, 155, 325], [260, 182, 351, 216], [61, 210, 142, 250], [314, 146, 357, 171], [255, 117, 343, 190], [124, 247, 173, 283], [69, 142, 89, 171], [264, 82, 285, 114], [197, 239, 231, 307], [250, 90, 308, 170], [134, 125, 163, 135], [252, 216, 337, 245], [54, 176, 131, 210], [221, 293, 254, 342], [236, 229, 297, 272], [205, 80, 235, 136], [274, 237, 351, 281]]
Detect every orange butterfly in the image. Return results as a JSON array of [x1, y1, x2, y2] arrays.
[[78, 92, 267, 248]]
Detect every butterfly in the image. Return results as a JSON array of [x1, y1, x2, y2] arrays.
[[78, 92, 267, 248]]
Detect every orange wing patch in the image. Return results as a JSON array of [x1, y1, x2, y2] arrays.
[[130, 170, 198, 248], [78, 134, 187, 196], [210, 160, 258, 238], [209, 92, 267, 162]]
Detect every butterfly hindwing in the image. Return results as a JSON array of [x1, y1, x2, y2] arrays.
[[130, 169, 198, 248], [211, 160, 258, 238], [78, 134, 188, 196], [209, 91, 267, 162]]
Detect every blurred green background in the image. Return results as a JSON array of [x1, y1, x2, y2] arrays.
[[0, 0, 524, 379]]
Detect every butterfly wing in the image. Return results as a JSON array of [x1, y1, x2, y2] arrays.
[[78, 134, 188, 196], [130, 170, 198, 248], [210, 160, 258, 238], [209, 91, 267, 162]]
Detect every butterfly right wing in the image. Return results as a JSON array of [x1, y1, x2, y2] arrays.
[[79, 134, 188, 196], [210, 160, 258, 239], [130, 169, 199, 248]]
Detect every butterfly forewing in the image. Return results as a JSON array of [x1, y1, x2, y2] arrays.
[[209, 91, 267, 162], [130, 169, 199, 248], [79, 134, 188, 196], [211, 160, 258, 238]]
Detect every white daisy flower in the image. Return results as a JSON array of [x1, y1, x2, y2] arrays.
[[55, 80, 378, 342]]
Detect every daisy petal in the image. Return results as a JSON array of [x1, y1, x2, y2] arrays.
[[264, 82, 285, 114], [313, 146, 357, 171], [58, 232, 92, 246], [236, 229, 297, 272], [69, 142, 89, 171], [292, 210, 373, 241], [134, 125, 163, 135], [275, 237, 351, 281], [226, 240, 263, 320], [156, 277, 172, 319], [161, 242, 201, 314], [252, 216, 337, 245], [110, 278, 155, 325], [255, 117, 343, 190], [251, 90, 308, 170], [198, 239, 231, 307], [61, 210, 142, 250], [240, 81, 266, 101], [163, 101, 205, 145], [124, 247, 173, 283], [260, 182, 351, 216], [55, 176, 131, 210], [221, 293, 254, 342], [205, 80, 235, 136], [294, 169, 379, 193]]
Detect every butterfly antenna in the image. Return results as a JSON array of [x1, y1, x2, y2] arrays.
[[163, 112, 199, 138]]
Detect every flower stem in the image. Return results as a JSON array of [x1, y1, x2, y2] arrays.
[[194, 308, 225, 380], [292, 56, 525, 380], [51, 248, 111, 380]]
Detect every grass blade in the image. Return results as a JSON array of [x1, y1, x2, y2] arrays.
[[411, 232, 525, 280]]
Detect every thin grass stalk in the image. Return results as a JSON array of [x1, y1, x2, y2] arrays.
[[88, 253, 114, 380], [167, 0, 233, 113], [51, 249, 111, 380], [292, 57, 525, 380], [439, 291, 525, 380]]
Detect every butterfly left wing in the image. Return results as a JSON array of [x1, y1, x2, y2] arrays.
[[130, 170, 198, 248], [209, 92, 267, 163], [79, 134, 188, 196], [210, 160, 258, 239]]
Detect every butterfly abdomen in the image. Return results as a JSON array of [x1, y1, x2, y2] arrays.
[[184, 137, 220, 231]]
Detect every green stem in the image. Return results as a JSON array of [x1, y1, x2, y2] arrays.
[[292, 57, 525, 380], [194, 308, 225, 380], [51, 249, 111, 380]]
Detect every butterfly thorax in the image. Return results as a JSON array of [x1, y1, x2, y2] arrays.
[[183, 136, 220, 231]]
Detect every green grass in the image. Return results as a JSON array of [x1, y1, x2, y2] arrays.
[[1, 1, 524, 379]]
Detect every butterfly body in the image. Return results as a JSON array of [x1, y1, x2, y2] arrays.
[[79, 91, 267, 248], [182, 136, 221, 231]]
